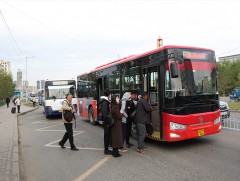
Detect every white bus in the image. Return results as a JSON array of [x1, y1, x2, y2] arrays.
[[42, 79, 77, 118]]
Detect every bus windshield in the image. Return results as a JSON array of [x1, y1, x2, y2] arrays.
[[165, 49, 217, 98], [46, 85, 76, 100]]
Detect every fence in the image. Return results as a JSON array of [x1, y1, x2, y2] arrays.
[[222, 116, 240, 130]]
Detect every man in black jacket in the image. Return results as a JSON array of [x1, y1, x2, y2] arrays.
[[134, 92, 152, 153], [99, 89, 112, 155]]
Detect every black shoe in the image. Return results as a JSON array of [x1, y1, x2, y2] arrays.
[[113, 153, 122, 158], [71, 147, 79, 151], [126, 143, 133, 147], [58, 142, 66, 149], [104, 150, 113, 155]]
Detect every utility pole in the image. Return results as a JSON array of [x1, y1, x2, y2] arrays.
[[26, 56, 28, 104]]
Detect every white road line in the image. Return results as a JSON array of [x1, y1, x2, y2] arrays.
[[45, 145, 104, 151], [35, 123, 63, 131], [74, 156, 111, 181], [32, 121, 50, 123], [44, 131, 84, 147]]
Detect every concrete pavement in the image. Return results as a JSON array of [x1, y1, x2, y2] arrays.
[[0, 103, 38, 181]]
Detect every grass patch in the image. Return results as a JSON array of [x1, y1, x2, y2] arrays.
[[228, 102, 240, 110], [0, 101, 5, 107]]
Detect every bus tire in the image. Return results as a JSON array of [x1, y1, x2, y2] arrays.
[[89, 107, 96, 125]]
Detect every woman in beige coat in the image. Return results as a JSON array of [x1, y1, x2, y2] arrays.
[[59, 94, 78, 151]]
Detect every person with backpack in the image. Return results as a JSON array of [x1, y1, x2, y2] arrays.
[[58, 93, 78, 151], [99, 89, 112, 155], [119, 92, 131, 152]]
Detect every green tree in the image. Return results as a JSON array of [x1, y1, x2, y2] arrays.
[[217, 59, 240, 96], [0, 71, 15, 101]]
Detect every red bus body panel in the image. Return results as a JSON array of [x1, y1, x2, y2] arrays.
[[78, 99, 97, 121], [163, 110, 221, 142]]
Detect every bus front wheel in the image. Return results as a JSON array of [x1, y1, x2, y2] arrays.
[[89, 107, 96, 125]]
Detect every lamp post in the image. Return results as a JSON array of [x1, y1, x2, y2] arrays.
[[25, 56, 34, 104]]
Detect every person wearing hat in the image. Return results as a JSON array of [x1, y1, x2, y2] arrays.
[[59, 93, 78, 151]]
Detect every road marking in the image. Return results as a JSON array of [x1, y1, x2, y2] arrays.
[[74, 156, 111, 181], [32, 121, 50, 123], [35, 123, 63, 131], [37, 123, 103, 152]]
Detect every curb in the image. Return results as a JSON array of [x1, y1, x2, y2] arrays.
[[14, 107, 39, 181]]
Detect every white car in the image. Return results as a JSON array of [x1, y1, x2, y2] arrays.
[[220, 101, 230, 119]]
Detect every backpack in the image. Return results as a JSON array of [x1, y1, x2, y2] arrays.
[[98, 99, 106, 121]]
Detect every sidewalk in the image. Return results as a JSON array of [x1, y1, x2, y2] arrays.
[[0, 103, 37, 181]]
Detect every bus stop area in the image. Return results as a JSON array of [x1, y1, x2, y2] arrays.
[[0, 103, 37, 181]]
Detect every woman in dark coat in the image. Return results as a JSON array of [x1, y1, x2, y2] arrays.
[[110, 95, 123, 157]]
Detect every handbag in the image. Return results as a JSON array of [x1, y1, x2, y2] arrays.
[[64, 110, 74, 122], [63, 100, 74, 122], [129, 110, 136, 119], [146, 124, 153, 135], [107, 112, 115, 127]]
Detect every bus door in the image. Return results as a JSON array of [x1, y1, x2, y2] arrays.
[[97, 77, 108, 99], [142, 66, 161, 139]]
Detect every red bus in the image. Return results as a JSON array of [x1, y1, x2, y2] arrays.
[[77, 45, 221, 142]]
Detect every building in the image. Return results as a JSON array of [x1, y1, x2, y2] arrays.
[[0, 60, 11, 74], [23, 80, 29, 88], [219, 54, 240, 62], [17, 70, 22, 87], [37, 80, 45, 90]]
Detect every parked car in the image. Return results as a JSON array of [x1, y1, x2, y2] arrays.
[[229, 87, 240, 102], [220, 101, 230, 119]]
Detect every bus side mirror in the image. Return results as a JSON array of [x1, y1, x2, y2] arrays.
[[170, 62, 179, 78]]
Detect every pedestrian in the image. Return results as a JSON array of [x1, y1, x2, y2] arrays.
[[99, 89, 112, 155], [32, 96, 36, 107], [119, 92, 131, 152], [13, 97, 16, 106], [110, 95, 123, 157], [58, 93, 78, 151], [125, 94, 136, 148], [15, 96, 21, 113], [134, 92, 152, 154], [6, 97, 10, 108]]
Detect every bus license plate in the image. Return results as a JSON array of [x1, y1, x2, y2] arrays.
[[59, 110, 63, 112], [198, 129, 204, 136]]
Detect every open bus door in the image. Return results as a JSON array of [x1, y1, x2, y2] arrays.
[[142, 66, 162, 141]]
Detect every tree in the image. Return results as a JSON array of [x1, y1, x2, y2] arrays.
[[217, 59, 240, 96], [0, 71, 15, 101]]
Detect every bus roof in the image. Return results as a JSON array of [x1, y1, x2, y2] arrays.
[[78, 45, 214, 77]]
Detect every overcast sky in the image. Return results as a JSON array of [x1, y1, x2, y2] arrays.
[[0, 0, 240, 86]]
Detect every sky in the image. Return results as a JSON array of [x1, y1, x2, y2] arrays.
[[0, 0, 240, 86]]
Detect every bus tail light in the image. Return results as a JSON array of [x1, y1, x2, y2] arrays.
[[170, 122, 186, 130]]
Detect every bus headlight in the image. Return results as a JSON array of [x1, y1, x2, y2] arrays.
[[214, 117, 220, 125], [45, 106, 52, 111], [170, 122, 186, 130]]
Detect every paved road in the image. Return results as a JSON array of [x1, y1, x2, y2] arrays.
[[18, 108, 240, 181]]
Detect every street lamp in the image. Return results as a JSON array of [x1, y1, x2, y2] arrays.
[[25, 56, 34, 104]]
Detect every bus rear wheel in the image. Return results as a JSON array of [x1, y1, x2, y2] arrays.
[[89, 107, 96, 125]]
